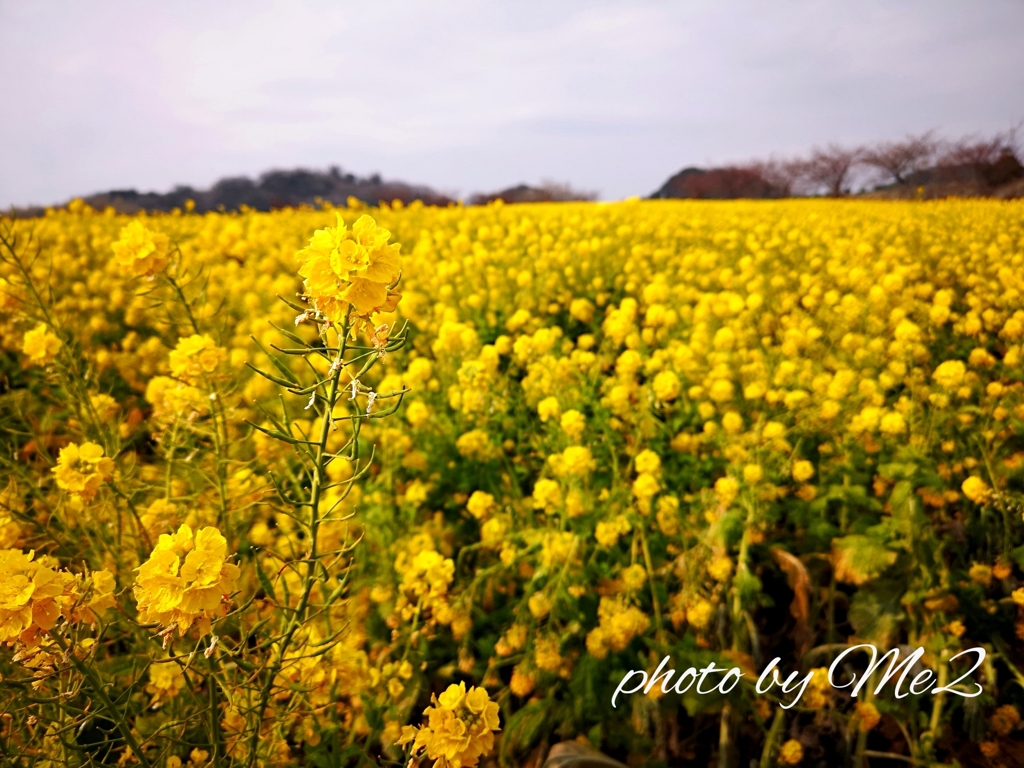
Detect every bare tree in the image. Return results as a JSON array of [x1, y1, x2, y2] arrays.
[[744, 158, 806, 197], [801, 144, 864, 197], [938, 130, 1022, 187], [862, 131, 938, 186], [940, 134, 1006, 169]]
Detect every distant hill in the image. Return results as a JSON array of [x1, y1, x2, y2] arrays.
[[17, 167, 454, 216], [652, 138, 1023, 200], [650, 166, 783, 200], [469, 181, 597, 205], [16, 172, 604, 217]]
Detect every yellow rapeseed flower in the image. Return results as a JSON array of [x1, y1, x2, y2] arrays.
[[297, 213, 402, 320], [560, 409, 586, 441], [52, 442, 115, 501], [168, 334, 227, 384], [0, 549, 79, 646], [398, 682, 500, 768], [466, 491, 495, 520], [111, 220, 169, 277], [792, 461, 815, 483], [549, 446, 596, 478], [961, 476, 991, 505], [133, 524, 239, 636], [537, 396, 561, 423], [22, 323, 61, 366], [779, 738, 804, 764], [933, 360, 966, 390], [854, 702, 881, 732]]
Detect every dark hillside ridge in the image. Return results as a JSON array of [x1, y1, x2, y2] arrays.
[[651, 143, 1023, 200], [32, 167, 454, 215], [650, 167, 784, 200], [469, 182, 598, 204]]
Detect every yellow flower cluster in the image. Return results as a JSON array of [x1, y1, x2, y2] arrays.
[[585, 596, 650, 658], [0, 549, 112, 652], [0, 550, 79, 645], [395, 545, 455, 622], [52, 441, 115, 501], [399, 682, 500, 768], [168, 334, 227, 383], [133, 524, 239, 636], [21, 323, 61, 366], [297, 212, 402, 319], [111, 220, 170, 277], [778, 739, 804, 765]]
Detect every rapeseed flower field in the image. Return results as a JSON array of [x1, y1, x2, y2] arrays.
[[1, 197, 1023, 766]]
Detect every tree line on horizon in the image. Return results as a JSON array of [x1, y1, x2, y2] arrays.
[[9, 128, 1023, 217], [652, 128, 1024, 200]]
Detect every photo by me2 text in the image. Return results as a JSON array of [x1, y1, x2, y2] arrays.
[[612, 644, 987, 709]]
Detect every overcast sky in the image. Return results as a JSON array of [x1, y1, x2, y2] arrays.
[[2, 0, 1022, 206]]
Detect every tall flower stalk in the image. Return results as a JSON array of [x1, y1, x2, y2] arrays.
[[241, 213, 408, 765]]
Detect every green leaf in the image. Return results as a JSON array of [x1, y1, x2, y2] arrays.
[[734, 569, 762, 604], [249, 336, 300, 384], [878, 462, 916, 481], [831, 535, 897, 585], [889, 480, 913, 514], [569, 654, 602, 720], [1010, 544, 1024, 571], [255, 555, 277, 603], [500, 699, 551, 761], [847, 581, 904, 644]]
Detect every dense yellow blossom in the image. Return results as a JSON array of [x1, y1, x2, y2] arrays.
[[585, 596, 650, 658], [133, 525, 239, 636], [0, 550, 81, 646], [466, 490, 495, 519], [989, 704, 1020, 737], [395, 547, 455, 621], [146, 660, 187, 707], [853, 701, 881, 732], [52, 441, 115, 500], [560, 409, 586, 440], [399, 682, 500, 768], [779, 739, 804, 765], [21, 322, 61, 365], [168, 334, 227, 383], [111, 220, 169, 277], [549, 445, 595, 478], [296, 213, 402, 319], [961, 476, 991, 504], [792, 460, 815, 483]]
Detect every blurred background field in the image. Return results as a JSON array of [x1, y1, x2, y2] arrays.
[[2, 197, 1023, 766]]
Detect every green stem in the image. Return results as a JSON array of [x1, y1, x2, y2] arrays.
[[826, 572, 836, 646], [108, 480, 153, 553], [717, 703, 732, 768], [163, 268, 201, 335], [207, 385, 231, 529], [853, 670, 878, 768], [759, 708, 785, 768], [639, 528, 663, 640], [862, 751, 925, 765], [246, 320, 350, 767], [923, 649, 949, 759], [51, 634, 153, 768], [207, 654, 226, 763], [979, 446, 1012, 558]]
